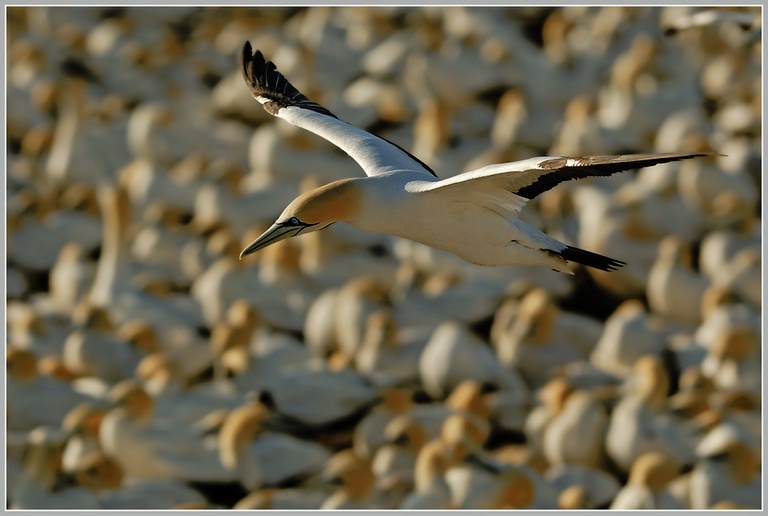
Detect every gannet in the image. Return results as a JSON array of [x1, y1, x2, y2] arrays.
[[7, 347, 94, 432], [370, 414, 428, 487], [546, 464, 621, 510], [609, 451, 686, 509], [418, 320, 527, 399], [11, 427, 101, 510], [604, 355, 697, 472], [73, 451, 210, 509], [541, 390, 608, 468], [353, 388, 415, 461], [400, 440, 454, 509], [217, 400, 331, 490], [240, 42, 706, 273]]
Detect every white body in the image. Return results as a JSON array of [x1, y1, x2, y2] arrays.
[[239, 43, 705, 271], [348, 172, 568, 269]]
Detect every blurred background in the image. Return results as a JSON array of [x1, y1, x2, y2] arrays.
[[6, 6, 762, 510]]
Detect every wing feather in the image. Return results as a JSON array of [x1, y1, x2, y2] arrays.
[[241, 42, 437, 178], [407, 153, 708, 216]]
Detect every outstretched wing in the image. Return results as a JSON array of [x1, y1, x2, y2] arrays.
[[407, 153, 708, 216], [242, 42, 437, 178]]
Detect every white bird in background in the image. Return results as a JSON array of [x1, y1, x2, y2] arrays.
[[239, 42, 706, 273]]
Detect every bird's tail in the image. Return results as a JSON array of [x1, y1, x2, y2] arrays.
[[557, 245, 626, 272]]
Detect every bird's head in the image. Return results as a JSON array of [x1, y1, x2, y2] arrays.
[[240, 179, 360, 258]]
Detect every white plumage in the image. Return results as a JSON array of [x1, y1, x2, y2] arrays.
[[238, 42, 707, 273]]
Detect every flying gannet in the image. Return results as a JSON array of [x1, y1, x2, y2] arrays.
[[239, 42, 706, 273]]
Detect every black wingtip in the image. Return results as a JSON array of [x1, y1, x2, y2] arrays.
[[516, 152, 710, 201], [241, 40, 260, 86], [242, 41, 252, 83], [240, 41, 338, 119], [558, 245, 626, 272]]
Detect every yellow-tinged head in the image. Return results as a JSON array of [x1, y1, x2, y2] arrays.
[[74, 451, 125, 491], [218, 400, 269, 470], [240, 179, 361, 259]]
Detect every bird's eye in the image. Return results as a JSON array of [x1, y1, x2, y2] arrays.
[[288, 217, 301, 225]]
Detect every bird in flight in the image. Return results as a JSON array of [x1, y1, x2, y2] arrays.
[[239, 42, 706, 273]]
